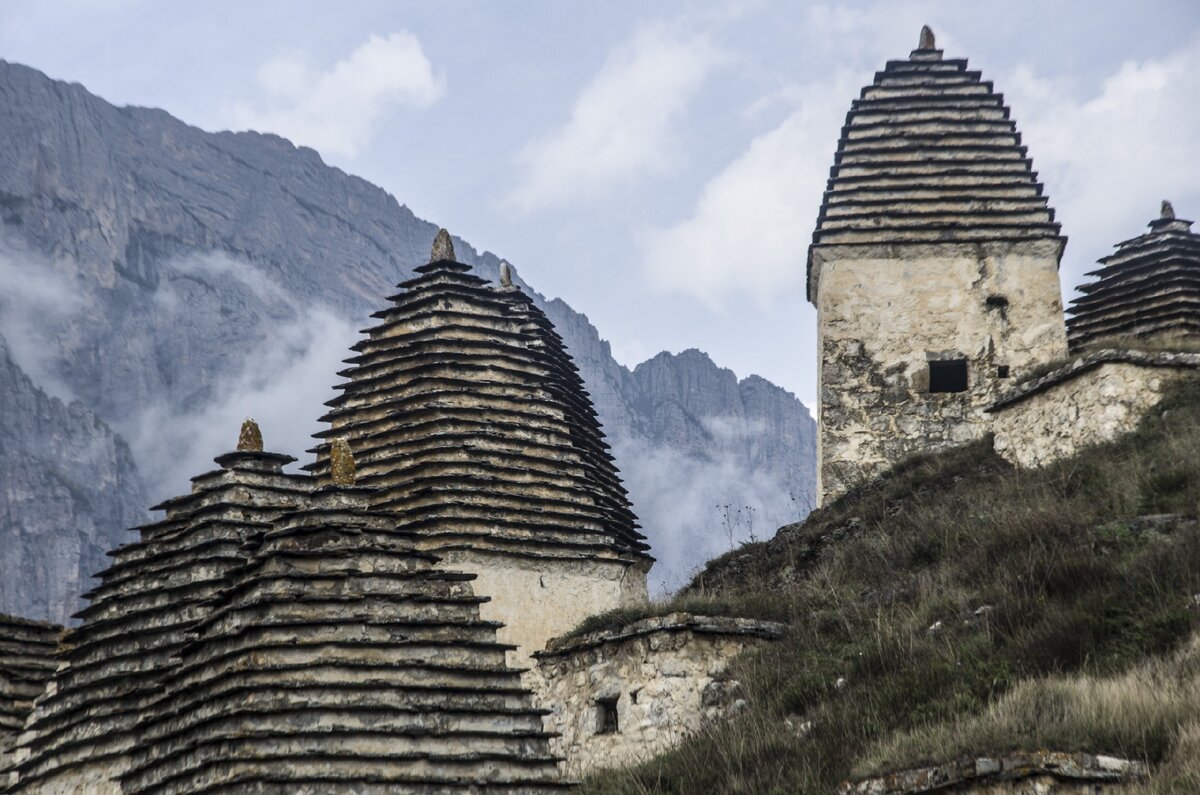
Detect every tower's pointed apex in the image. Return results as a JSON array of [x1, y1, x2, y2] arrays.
[[330, 438, 357, 486], [918, 25, 936, 50], [430, 228, 456, 263], [1162, 200, 1176, 220], [499, 260, 513, 287], [237, 418, 263, 452]]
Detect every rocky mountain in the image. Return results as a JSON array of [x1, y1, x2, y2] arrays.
[[0, 335, 146, 623], [0, 59, 815, 619]]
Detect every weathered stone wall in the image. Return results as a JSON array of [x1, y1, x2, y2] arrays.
[[842, 751, 1146, 794], [991, 351, 1200, 469], [433, 548, 650, 667], [815, 241, 1068, 504], [532, 614, 783, 778]]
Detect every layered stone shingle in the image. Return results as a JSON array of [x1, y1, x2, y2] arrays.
[[0, 614, 59, 773], [808, 27, 1064, 301], [122, 490, 567, 794], [1067, 203, 1200, 351], [305, 235, 649, 565], [7, 449, 313, 791]]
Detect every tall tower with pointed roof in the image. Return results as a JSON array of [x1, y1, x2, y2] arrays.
[[809, 28, 1069, 504], [1068, 202, 1200, 351], [307, 229, 653, 662]]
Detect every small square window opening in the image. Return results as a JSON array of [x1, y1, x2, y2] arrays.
[[596, 697, 619, 735], [929, 359, 968, 393]]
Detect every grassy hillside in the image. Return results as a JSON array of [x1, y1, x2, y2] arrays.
[[580, 377, 1200, 794]]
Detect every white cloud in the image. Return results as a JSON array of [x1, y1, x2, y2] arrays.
[[126, 305, 358, 502], [229, 32, 444, 158], [506, 22, 720, 213], [1002, 38, 1200, 294], [641, 73, 859, 308]]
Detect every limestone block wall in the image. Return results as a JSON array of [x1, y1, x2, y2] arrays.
[[815, 241, 1068, 503], [532, 613, 783, 778], [990, 350, 1200, 469], [841, 751, 1147, 794], [437, 548, 649, 667]]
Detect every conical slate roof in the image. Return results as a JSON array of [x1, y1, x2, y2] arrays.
[[8, 447, 313, 790], [305, 231, 650, 563], [122, 490, 567, 793], [0, 614, 59, 773], [1067, 203, 1200, 351], [807, 26, 1064, 301]]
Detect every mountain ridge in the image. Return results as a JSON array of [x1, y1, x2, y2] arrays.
[[0, 59, 815, 620]]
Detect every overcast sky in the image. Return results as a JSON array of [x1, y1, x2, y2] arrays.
[[3, 0, 1199, 406]]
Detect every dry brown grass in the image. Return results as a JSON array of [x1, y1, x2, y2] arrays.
[[581, 377, 1200, 794]]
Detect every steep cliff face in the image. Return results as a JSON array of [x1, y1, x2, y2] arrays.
[[0, 335, 147, 624], [0, 60, 814, 613]]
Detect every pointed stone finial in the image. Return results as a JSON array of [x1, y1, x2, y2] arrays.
[[1162, 200, 1176, 220], [499, 260, 513, 287], [430, 228, 455, 263], [330, 438, 357, 486], [237, 418, 263, 452], [918, 25, 935, 50]]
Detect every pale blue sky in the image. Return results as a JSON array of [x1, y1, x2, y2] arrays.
[[4, 0, 1199, 405]]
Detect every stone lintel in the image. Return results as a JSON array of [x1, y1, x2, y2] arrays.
[[534, 612, 785, 660], [989, 348, 1200, 412], [841, 750, 1148, 794], [808, 237, 1066, 304]]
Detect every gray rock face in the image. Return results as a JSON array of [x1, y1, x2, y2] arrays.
[[0, 335, 147, 624], [0, 59, 814, 613]]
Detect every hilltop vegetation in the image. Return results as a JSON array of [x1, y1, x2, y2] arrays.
[[581, 377, 1200, 794]]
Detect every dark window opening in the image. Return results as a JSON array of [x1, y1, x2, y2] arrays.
[[929, 359, 968, 393], [986, 295, 1010, 310], [997, 365, 1011, 379], [630, 689, 640, 704], [596, 697, 619, 735]]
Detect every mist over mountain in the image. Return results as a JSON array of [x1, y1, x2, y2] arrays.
[[0, 60, 814, 620]]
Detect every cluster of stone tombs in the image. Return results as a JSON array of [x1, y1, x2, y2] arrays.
[[3, 25, 1200, 794]]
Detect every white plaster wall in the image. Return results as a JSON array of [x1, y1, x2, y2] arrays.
[[814, 241, 1067, 504], [431, 548, 649, 666], [992, 363, 1184, 469]]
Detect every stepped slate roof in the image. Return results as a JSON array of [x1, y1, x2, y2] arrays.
[[807, 27, 1064, 302], [9, 446, 569, 792], [122, 491, 566, 794], [0, 614, 60, 772], [305, 234, 650, 564], [1067, 203, 1200, 351], [8, 450, 313, 790]]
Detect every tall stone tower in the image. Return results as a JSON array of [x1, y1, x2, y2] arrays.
[[808, 27, 1068, 504]]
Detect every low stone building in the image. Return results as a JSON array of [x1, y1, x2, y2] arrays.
[[1068, 202, 1200, 352], [2, 234, 762, 792], [990, 349, 1200, 469], [532, 614, 783, 778], [809, 26, 1069, 505]]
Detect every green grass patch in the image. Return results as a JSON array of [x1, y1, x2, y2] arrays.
[[581, 378, 1200, 794]]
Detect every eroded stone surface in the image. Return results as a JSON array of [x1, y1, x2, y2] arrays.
[[991, 350, 1200, 468], [532, 613, 783, 777], [842, 750, 1147, 794], [808, 37, 1068, 505], [1068, 205, 1200, 352]]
